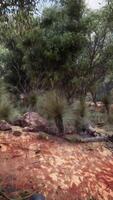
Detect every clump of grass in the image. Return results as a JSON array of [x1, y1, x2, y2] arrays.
[[0, 81, 20, 122], [26, 91, 38, 110], [0, 98, 13, 121], [37, 90, 68, 135], [20, 91, 38, 112]]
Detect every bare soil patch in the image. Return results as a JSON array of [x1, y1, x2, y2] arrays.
[[0, 128, 113, 199]]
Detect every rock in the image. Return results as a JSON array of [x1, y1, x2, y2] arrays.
[[13, 112, 61, 135], [30, 194, 45, 200], [88, 125, 95, 132], [13, 131, 22, 137], [13, 112, 48, 130], [23, 126, 38, 132], [0, 120, 12, 131]]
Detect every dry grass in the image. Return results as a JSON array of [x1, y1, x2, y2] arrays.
[[37, 90, 68, 133], [0, 84, 20, 122], [38, 90, 68, 118]]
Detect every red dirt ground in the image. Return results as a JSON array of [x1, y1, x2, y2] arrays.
[[0, 128, 113, 200]]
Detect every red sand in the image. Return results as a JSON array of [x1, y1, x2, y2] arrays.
[[0, 129, 113, 200]]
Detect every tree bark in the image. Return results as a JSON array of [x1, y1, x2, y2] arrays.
[[55, 115, 64, 134]]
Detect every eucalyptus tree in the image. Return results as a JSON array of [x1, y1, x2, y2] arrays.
[[21, 0, 86, 101], [73, 9, 113, 103], [1, 0, 113, 104], [0, 0, 40, 15]]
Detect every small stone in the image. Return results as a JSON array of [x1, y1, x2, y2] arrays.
[[13, 131, 22, 137], [30, 194, 45, 200], [35, 149, 41, 154]]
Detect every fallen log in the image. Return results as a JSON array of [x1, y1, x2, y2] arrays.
[[64, 134, 108, 143], [80, 136, 108, 143]]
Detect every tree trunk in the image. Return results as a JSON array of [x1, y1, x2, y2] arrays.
[[90, 91, 97, 106], [105, 104, 110, 115], [55, 115, 64, 135], [79, 96, 86, 118]]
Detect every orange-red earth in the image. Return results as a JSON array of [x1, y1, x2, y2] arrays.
[[0, 128, 113, 200]]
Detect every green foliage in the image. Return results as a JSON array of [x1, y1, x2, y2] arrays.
[[18, 1, 86, 97], [0, 0, 113, 126], [0, 0, 111, 103], [0, 0, 44, 16]]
